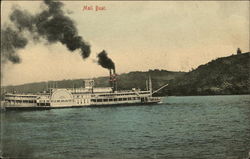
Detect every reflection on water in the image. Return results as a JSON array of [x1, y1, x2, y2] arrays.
[[1, 95, 250, 159]]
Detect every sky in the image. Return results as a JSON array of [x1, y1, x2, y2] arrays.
[[1, 1, 249, 86]]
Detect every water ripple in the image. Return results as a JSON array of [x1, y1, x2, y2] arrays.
[[1, 95, 250, 159]]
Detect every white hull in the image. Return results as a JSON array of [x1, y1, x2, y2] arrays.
[[2, 79, 164, 110]]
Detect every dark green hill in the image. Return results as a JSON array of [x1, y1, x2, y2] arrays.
[[164, 52, 250, 95], [116, 70, 185, 90], [1, 70, 185, 94], [1, 52, 249, 96]]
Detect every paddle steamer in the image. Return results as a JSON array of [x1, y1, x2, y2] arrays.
[[2, 72, 167, 110]]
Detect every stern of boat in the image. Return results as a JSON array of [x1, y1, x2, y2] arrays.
[[147, 97, 162, 104]]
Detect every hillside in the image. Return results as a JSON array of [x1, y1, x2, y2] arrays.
[[164, 52, 250, 95], [1, 70, 185, 94], [1, 52, 249, 96]]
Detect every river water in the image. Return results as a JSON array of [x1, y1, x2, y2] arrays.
[[1, 95, 250, 159]]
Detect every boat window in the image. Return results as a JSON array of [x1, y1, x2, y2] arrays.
[[109, 99, 113, 102]]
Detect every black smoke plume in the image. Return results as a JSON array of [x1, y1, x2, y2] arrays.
[[97, 50, 115, 70], [1, 27, 28, 63], [1, 0, 91, 64]]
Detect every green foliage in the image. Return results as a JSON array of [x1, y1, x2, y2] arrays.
[[1, 52, 249, 96], [1, 69, 185, 95], [165, 52, 250, 95]]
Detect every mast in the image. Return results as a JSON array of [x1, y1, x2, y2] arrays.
[[149, 75, 152, 96], [46, 82, 48, 91]]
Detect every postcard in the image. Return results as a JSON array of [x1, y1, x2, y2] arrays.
[[1, 1, 249, 159]]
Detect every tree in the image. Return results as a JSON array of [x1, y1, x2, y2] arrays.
[[237, 48, 242, 55]]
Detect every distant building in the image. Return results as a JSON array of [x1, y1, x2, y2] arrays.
[[237, 48, 242, 55]]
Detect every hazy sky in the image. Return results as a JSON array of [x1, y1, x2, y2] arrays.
[[1, 1, 249, 86]]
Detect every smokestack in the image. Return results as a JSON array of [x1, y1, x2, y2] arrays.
[[113, 69, 117, 91], [108, 69, 117, 91], [109, 69, 113, 88]]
